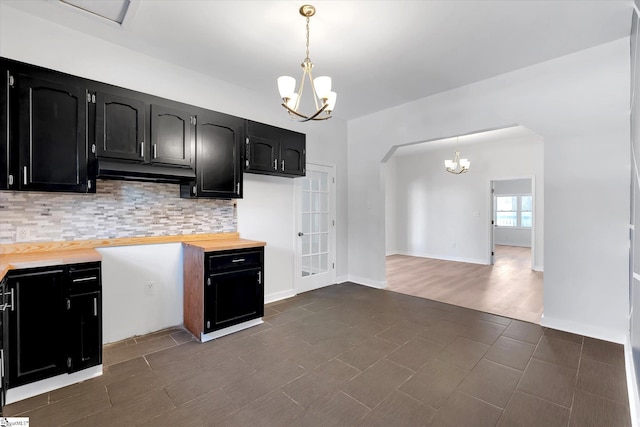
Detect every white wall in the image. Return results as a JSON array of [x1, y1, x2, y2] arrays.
[[494, 178, 533, 248], [384, 157, 398, 255], [0, 4, 348, 336], [387, 136, 542, 265], [349, 38, 630, 343], [98, 244, 183, 343]]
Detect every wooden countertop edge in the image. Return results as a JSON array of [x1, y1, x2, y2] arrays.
[[0, 232, 241, 255], [0, 233, 266, 281]]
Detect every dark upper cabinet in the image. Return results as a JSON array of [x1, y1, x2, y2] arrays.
[[0, 68, 9, 190], [245, 121, 305, 177], [181, 111, 243, 199], [150, 104, 193, 167], [7, 268, 67, 388], [95, 92, 145, 162], [15, 74, 91, 193]]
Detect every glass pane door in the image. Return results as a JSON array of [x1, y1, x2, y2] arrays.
[[301, 169, 329, 277]]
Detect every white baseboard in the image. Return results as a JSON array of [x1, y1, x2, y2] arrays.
[[347, 275, 387, 289], [533, 265, 544, 272], [398, 251, 487, 266], [625, 334, 640, 427], [336, 275, 349, 284], [6, 365, 103, 405], [540, 314, 626, 344], [200, 318, 263, 342], [385, 251, 398, 256], [264, 289, 297, 304]]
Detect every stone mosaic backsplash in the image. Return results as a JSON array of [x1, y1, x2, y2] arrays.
[[0, 180, 236, 244]]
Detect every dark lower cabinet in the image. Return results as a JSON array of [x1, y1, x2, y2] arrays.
[[204, 268, 263, 333], [4, 263, 102, 390], [183, 245, 264, 341], [67, 291, 102, 372], [7, 268, 67, 388]]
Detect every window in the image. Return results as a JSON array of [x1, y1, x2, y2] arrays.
[[496, 195, 532, 227]]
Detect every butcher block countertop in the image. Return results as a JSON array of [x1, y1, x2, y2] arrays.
[[0, 232, 266, 281]]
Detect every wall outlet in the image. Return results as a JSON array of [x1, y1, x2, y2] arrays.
[[15, 227, 31, 242], [145, 281, 156, 296]]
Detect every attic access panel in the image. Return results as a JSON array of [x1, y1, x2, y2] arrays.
[[60, 0, 130, 24]]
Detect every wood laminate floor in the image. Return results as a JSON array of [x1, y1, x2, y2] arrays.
[[3, 283, 629, 426], [386, 246, 543, 324]]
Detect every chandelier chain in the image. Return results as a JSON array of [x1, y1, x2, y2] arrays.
[[305, 16, 310, 60]]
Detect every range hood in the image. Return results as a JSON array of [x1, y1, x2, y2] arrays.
[[97, 159, 195, 184]]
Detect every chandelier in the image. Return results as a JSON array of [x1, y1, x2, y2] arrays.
[[277, 4, 336, 122], [444, 137, 471, 174]]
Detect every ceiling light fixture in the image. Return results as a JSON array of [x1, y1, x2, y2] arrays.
[[444, 137, 471, 174], [277, 4, 336, 122]]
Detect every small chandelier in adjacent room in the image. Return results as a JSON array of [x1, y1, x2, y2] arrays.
[[444, 137, 471, 174], [277, 4, 336, 122]]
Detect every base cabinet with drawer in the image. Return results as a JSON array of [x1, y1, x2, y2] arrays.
[[2, 262, 102, 392], [183, 244, 264, 341]]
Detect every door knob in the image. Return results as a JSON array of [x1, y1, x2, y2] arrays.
[[298, 232, 304, 237]]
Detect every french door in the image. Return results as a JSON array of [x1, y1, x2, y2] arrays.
[[295, 163, 336, 293]]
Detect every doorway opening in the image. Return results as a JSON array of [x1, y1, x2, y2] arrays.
[[383, 125, 544, 323]]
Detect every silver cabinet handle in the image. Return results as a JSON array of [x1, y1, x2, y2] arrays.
[[232, 258, 245, 263], [141, 141, 144, 157], [258, 271, 262, 284], [72, 276, 97, 283], [273, 159, 277, 170], [9, 288, 14, 312], [281, 160, 285, 171], [23, 166, 27, 184], [93, 297, 98, 316], [153, 144, 157, 159], [236, 182, 240, 195]]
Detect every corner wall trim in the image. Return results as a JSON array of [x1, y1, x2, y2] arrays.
[[264, 289, 297, 304], [347, 275, 387, 289], [540, 314, 625, 344], [625, 334, 640, 427]]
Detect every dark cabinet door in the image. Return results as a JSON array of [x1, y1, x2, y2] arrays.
[[150, 104, 193, 167], [17, 75, 88, 192], [246, 120, 305, 177], [67, 291, 101, 372], [280, 138, 306, 176], [182, 111, 243, 199], [246, 136, 278, 174], [204, 269, 264, 333], [0, 68, 9, 190], [7, 269, 66, 388], [95, 92, 145, 162], [0, 277, 7, 408]]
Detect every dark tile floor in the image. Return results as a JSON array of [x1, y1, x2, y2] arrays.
[[3, 283, 632, 426]]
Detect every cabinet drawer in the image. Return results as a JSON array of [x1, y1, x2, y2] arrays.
[[206, 250, 262, 273], [68, 264, 101, 294]]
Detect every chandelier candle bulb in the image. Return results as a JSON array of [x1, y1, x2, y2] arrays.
[[277, 76, 296, 99], [314, 76, 332, 99]]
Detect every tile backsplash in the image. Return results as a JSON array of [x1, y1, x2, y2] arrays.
[[0, 180, 236, 244]]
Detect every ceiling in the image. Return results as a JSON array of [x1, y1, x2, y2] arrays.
[[391, 125, 540, 158], [1, 0, 633, 121]]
